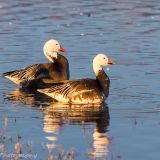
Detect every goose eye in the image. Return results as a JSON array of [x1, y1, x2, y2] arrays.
[[56, 44, 58, 45], [103, 57, 105, 59]]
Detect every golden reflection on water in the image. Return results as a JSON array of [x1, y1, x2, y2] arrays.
[[93, 128, 110, 158], [5, 88, 110, 158], [43, 103, 110, 158], [5, 88, 53, 105]]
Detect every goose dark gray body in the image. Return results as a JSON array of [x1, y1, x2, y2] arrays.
[[38, 69, 110, 104], [2, 55, 69, 89]]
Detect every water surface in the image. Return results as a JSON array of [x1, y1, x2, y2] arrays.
[[0, 0, 160, 159]]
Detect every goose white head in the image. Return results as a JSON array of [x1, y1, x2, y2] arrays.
[[43, 39, 65, 62], [93, 54, 114, 75]]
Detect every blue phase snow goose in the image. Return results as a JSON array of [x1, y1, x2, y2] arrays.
[[2, 39, 69, 89], [38, 54, 114, 104]]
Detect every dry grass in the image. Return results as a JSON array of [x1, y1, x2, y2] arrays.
[[47, 145, 75, 160], [0, 117, 77, 160]]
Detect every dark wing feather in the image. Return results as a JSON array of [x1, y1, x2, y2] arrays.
[[3, 64, 44, 80], [41, 79, 98, 98]]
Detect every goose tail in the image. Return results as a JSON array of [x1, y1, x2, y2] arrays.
[[37, 88, 46, 94], [2, 71, 15, 77], [2, 70, 21, 85]]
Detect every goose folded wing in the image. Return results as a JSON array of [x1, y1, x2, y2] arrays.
[[38, 79, 96, 98], [3, 64, 43, 80]]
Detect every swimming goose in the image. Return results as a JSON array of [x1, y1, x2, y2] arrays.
[[38, 54, 114, 104], [2, 39, 69, 89]]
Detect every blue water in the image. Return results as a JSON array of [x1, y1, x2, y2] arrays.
[[0, 0, 160, 159]]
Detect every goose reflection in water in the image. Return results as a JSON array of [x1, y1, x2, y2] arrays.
[[4, 88, 53, 106], [5, 88, 111, 159], [43, 103, 110, 159]]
